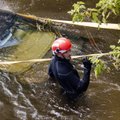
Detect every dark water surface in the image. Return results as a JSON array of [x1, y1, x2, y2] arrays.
[[0, 0, 120, 120]]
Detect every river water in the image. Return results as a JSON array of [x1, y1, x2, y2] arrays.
[[0, 0, 120, 120]]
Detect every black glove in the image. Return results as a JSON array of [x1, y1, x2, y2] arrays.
[[82, 57, 92, 69]]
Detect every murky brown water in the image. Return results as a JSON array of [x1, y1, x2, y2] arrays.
[[0, 0, 120, 120]]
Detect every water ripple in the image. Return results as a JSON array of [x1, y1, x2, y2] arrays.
[[0, 74, 41, 120]]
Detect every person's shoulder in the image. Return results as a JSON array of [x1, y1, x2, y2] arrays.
[[56, 61, 72, 76]]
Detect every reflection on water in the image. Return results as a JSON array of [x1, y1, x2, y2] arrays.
[[0, 0, 11, 11], [1, 0, 120, 22], [1, 0, 80, 19], [0, 72, 40, 120], [0, 0, 120, 120]]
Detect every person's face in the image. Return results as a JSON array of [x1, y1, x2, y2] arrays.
[[62, 49, 71, 60]]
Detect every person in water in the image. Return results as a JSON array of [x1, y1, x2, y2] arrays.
[[48, 37, 92, 100]]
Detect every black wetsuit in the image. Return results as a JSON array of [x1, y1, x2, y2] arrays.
[[48, 55, 92, 100]]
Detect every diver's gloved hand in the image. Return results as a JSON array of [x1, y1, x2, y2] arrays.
[[82, 57, 92, 69]]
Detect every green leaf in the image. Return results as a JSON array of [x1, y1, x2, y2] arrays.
[[78, 1, 85, 5], [92, 12, 99, 22], [94, 64, 101, 77], [110, 45, 116, 49]]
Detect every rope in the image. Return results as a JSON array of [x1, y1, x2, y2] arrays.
[[0, 52, 112, 65]]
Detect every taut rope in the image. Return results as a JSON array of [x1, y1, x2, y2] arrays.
[[0, 52, 112, 65]]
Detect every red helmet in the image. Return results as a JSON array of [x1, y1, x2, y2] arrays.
[[52, 37, 72, 54]]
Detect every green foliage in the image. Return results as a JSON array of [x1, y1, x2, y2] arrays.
[[68, 0, 120, 77], [109, 40, 120, 69], [96, 0, 120, 23], [89, 56, 107, 78], [89, 40, 120, 78], [68, 1, 86, 22], [68, 0, 120, 23]]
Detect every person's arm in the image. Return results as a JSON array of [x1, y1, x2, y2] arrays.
[[63, 71, 89, 93], [67, 58, 92, 93], [78, 58, 92, 92], [57, 59, 92, 94]]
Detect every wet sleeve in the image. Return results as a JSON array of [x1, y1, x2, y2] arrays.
[[78, 67, 91, 92], [66, 68, 91, 93]]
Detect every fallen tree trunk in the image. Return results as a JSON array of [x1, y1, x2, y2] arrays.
[[17, 13, 120, 30]]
